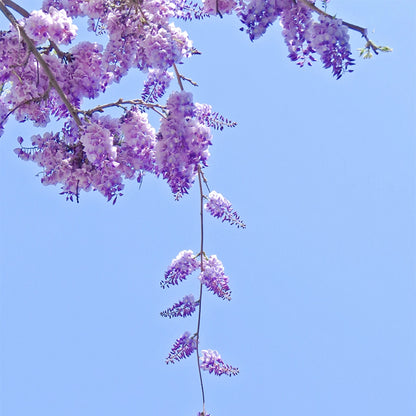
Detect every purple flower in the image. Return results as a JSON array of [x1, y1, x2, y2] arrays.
[[160, 250, 200, 289], [237, 0, 292, 41], [200, 349, 239, 376], [195, 103, 237, 131], [24, 7, 77, 46], [155, 91, 212, 199], [199, 255, 231, 301], [141, 69, 173, 103], [306, 16, 355, 79], [80, 120, 117, 166], [119, 108, 156, 176], [204, 191, 246, 228], [160, 294, 198, 319], [280, 3, 315, 67], [166, 332, 197, 364]]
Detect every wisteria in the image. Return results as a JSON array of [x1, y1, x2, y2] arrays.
[[199, 255, 232, 301], [141, 69, 174, 104], [280, 2, 315, 67], [166, 332, 198, 364], [160, 250, 200, 289], [0, 0, 389, 202], [200, 349, 239, 376], [0, 0, 390, 414], [24, 7, 77, 45], [160, 168, 240, 416], [204, 191, 246, 228], [160, 294, 198, 318], [155, 90, 212, 198], [307, 15, 354, 79]]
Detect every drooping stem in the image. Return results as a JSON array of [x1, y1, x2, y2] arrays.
[[0, 0, 82, 126], [196, 164, 206, 415]]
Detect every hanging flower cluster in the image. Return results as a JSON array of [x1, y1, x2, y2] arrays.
[[161, 249, 239, 372], [0, 0, 389, 203]]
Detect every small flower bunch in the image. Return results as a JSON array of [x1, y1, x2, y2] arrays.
[[204, 191, 246, 229], [161, 180, 244, 414], [161, 249, 238, 376]]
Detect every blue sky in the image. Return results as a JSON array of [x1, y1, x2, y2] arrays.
[[1, 1, 415, 415]]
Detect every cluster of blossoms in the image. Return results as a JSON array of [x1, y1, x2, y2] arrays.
[[160, 191, 244, 376], [0, 0, 376, 202], [14, 110, 156, 201], [235, 0, 354, 78], [200, 349, 239, 376], [0, 0, 214, 201], [160, 188, 244, 413], [161, 248, 239, 375], [155, 91, 212, 198], [204, 191, 246, 228]]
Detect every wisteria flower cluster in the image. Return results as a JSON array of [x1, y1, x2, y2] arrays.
[[160, 220, 243, 416], [159, 188, 244, 413], [204, 191, 246, 228], [155, 90, 212, 198], [0, 0, 217, 202], [161, 249, 239, 372], [0, 0, 388, 203], [200, 349, 239, 376]]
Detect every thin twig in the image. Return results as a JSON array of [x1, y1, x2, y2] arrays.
[[180, 74, 199, 87], [79, 98, 167, 118]]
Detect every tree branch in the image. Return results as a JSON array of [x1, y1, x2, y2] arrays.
[[3, 0, 30, 18]]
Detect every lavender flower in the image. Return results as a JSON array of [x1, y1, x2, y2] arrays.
[[199, 255, 231, 300], [200, 349, 239, 376], [80, 120, 117, 166], [160, 250, 200, 289], [119, 108, 156, 176], [155, 91, 212, 198], [160, 294, 198, 318], [306, 16, 355, 79], [237, 0, 292, 41], [204, 191, 246, 228], [166, 332, 197, 364], [141, 69, 173, 103], [195, 103, 237, 131], [24, 7, 77, 46], [280, 3, 315, 67]]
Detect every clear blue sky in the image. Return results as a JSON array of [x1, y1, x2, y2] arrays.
[[1, 1, 415, 415]]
